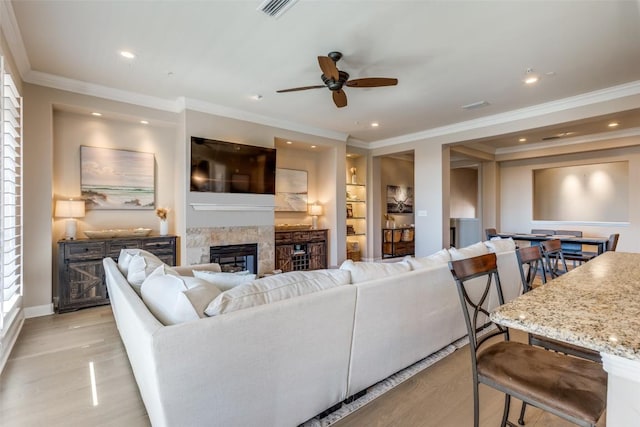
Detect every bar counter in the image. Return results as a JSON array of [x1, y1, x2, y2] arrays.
[[491, 251, 640, 425]]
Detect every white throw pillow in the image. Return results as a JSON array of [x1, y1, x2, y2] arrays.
[[339, 259, 411, 284], [405, 248, 452, 270], [127, 250, 166, 291], [448, 241, 490, 261], [485, 237, 517, 254], [205, 269, 350, 316], [193, 270, 257, 291], [117, 249, 141, 275], [172, 262, 222, 277], [141, 267, 221, 325]]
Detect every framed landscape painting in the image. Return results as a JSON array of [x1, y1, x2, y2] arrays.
[[386, 185, 414, 213], [275, 168, 308, 212], [81, 146, 155, 210]]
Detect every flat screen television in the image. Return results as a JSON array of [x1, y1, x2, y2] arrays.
[[190, 137, 277, 194]]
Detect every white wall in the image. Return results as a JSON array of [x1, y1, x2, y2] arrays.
[[500, 144, 640, 252], [450, 167, 478, 218]]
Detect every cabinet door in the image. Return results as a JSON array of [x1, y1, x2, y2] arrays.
[[275, 245, 294, 272], [60, 259, 108, 311], [308, 242, 326, 270]]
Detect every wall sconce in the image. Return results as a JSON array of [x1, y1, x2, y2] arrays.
[[308, 203, 323, 230], [55, 200, 86, 240]]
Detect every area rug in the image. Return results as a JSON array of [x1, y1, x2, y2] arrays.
[[300, 334, 475, 427]]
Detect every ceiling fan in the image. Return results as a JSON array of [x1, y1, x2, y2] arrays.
[[276, 51, 398, 108]]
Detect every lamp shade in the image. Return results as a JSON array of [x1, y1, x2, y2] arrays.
[[55, 200, 86, 218], [308, 203, 323, 216]]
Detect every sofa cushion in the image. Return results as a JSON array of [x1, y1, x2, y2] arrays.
[[126, 250, 166, 290], [172, 262, 222, 277], [485, 237, 517, 253], [339, 259, 411, 284], [448, 241, 490, 261], [405, 248, 451, 270], [205, 269, 350, 316], [141, 265, 221, 325], [193, 270, 257, 291], [117, 248, 143, 275]]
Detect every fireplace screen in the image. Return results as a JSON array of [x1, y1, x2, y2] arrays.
[[210, 244, 258, 274]]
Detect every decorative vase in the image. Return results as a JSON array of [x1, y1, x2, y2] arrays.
[[159, 219, 168, 236], [351, 174, 357, 184]]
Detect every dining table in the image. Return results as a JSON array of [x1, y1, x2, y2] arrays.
[[490, 251, 640, 426], [490, 231, 610, 255]]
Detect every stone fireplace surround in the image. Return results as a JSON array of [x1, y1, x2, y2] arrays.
[[186, 226, 275, 275]]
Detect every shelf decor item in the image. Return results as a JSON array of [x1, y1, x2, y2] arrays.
[[156, 207, 169, 236], [350, 167, 357, 184]]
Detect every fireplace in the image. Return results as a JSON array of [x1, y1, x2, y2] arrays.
[[210, 243, 258, 274]]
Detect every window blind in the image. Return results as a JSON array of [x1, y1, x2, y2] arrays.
[[1, 57, 23, 331]]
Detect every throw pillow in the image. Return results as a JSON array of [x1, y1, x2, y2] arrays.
[[141, 269, 221, 325], [448, 241, 490, 261], [339, 259, 411, 284], [127, 250, 166, 291], [117, 248, 142, 275], [193, 270, 257, 291], [172, 262, 222, 277], [484, 237, 517, 254], [405, 248, 451, 270], [204, 269, 350, 316]]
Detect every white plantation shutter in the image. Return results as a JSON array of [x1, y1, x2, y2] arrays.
[[0, 56, 23, 336]]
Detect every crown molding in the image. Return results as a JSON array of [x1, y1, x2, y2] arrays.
[[346, 137, 369, 149], [495, 126, 640, 156], [181, 97, 349, 142], [0, 0, 31, 78], [369, 80, 640, 150], [24, 70, 180, 112]]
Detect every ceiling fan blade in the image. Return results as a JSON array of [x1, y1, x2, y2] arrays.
[[318, 56, 339, 80], [276, 85, 326, 93], [333, 90, 347, 108], [346, 78, 398, 88]]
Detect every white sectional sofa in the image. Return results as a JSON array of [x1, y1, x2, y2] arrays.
[[104, 239, 522, 427]]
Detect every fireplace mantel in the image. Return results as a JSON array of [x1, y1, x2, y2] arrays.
[[189, 203, 274, 212]]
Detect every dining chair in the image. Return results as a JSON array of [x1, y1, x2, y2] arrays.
[[449, 253, 607, 427], [530, 228, 555, 235], [515, 246, 602, 425], [556, 230, 583, 259], [540, 239, 568, 278], [564, 233, 619, 265]]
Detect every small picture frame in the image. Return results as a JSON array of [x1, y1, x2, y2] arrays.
[[346, 203, 354, 218]]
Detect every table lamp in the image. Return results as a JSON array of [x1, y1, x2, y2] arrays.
[[309, 203, 323, 230], [55, 200, 86, 240]]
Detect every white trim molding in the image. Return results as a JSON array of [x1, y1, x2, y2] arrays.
[[24, 303, 54, 319], [190, 203, 275, 212]]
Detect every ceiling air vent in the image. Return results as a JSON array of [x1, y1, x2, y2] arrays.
[[541, 136, 561, 141], [257, 0, 300, 18], [461, 100, 490, 110]]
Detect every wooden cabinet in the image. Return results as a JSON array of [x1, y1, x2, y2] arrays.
[[57, 235, 177, 313], [382, 227, 415, 258], [274, 230, 327, 272]]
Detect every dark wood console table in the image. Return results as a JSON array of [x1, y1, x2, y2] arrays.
[[274, 229, 328, 272], [57, 235, 177, 313]]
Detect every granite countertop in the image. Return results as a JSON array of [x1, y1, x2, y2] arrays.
[[491, 251, 640, 361]]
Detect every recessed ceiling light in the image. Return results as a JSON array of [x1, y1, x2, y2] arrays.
[[519, 137, 527, 142], [346, 154, 352, 157], [251, 94, 263, 101], [140, 120, 149, 125], [286, 141, 293, 145], [608, 122, 619, 128], [91, 112, 102, 117], [310, 145, 317, 149], [120, 50, 135, 59], [371, 122, 379, 127]]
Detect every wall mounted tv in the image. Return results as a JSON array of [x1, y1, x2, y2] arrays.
[[190, 137, 277, 194]]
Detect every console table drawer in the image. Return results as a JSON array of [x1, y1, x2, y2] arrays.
[[64, 242, 106, 260], [106, 239, 141, 258]]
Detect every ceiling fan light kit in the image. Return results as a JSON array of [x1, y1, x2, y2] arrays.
[[277, 51, 398, 108]]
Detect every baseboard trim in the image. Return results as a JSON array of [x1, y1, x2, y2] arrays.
[[0, 311, 24, 375], [24, 303, 54, 318]]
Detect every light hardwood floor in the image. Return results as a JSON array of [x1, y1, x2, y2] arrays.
[[0, 306, 604, 427]]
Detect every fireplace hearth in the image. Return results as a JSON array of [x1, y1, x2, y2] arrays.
[[210, 243, 258, 274]]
